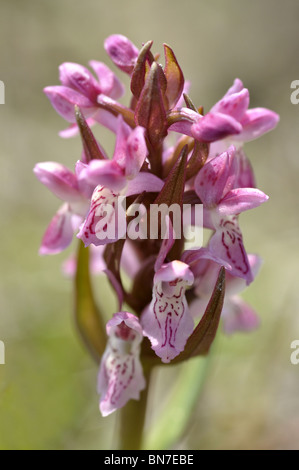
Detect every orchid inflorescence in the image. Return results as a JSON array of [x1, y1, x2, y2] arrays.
[[34, 35, 279, 417]]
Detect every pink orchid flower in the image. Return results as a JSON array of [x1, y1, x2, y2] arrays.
[[44, 61, 124, 137], [77, 117, 164, 246], [34, 161, 92, 254], [141, 222, 194, 363], [193, 146, 268, 284], [170, 78, 279, 145], [141, 261, 194, 363], [188, 254, 262, 334], [98, 312, 146, 417]]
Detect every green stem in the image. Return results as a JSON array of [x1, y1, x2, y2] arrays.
[[118, 364, 152, 450]]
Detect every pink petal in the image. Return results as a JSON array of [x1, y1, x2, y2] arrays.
[[98, 312, 145, 417], [39, 204, 74, 255], [194, 146, 237, 207], [235, 149, 256, 188], [141, 261, 194, 363], [237, 108, 280, 142], [89, 60, 124, 99], [34, 161, 82, 203], [208, 213, 253, 284], [225, 254, 262, 295], [104, 35, 139, 74], [223, 78, 244, 97], [218, 188, 269, 215], [59, 62, 99, 102], [126, 172, 164, 196], [168, 108, 199, 137], [222, 297, 260, 334], [211, 88, 249, 121], [125, 126, 148, 179], [182, 247, 232, 277], [92, 108, 119, 133], [191, 112, 242, 142], [44, 86, 96, 123], [78, 159, 126, 192]]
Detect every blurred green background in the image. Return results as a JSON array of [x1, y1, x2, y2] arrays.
[[0, 0, 299, 450]]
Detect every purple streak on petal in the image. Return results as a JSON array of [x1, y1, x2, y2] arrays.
[[39, 204, 74, 255], [217, 188, 269, 215]]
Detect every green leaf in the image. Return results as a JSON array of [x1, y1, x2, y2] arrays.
[[74, 241, 106, 362]]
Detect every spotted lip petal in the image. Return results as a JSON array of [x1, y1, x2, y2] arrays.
[[141, 260, 194, 363], [98, 312, 145, 417]]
